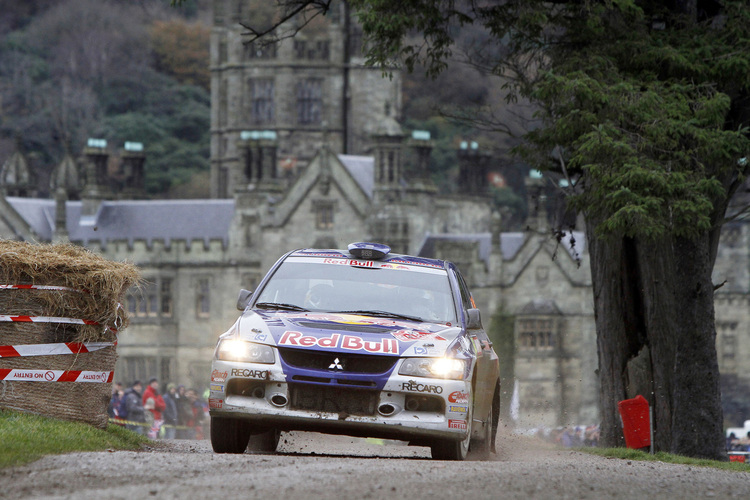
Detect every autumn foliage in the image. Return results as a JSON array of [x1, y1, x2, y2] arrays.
[[150, 20, 209, 91]]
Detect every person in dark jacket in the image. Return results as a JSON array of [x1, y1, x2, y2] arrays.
[[123, 380, 146, 435], [108, 381, 124, 421], [175, 385, 193, 439], [162, 383, 179, 439]]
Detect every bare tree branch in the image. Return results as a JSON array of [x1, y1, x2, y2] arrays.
[[239, 0, 332, 46]]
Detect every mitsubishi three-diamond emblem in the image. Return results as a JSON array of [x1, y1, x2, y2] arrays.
[[328, 357, 343, 370]]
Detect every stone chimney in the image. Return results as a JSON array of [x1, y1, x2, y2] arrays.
[[372, 115, 404, 189], [524, 170, 549, 232], [237, 130, 282, 194], [405, 130, 436, 192], [457, 140, 491, 195], [80, 138, 110, 216], [119, 141, 146, 199]]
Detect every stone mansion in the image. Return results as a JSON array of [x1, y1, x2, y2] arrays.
[[1, 0, 749, 430]]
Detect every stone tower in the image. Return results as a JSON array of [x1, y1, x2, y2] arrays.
[[209, 0, 402, 198]]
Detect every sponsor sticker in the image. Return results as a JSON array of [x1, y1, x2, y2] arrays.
[[211, 369, 228, 382], [400, 380, 443, 394], [208, 398, 223, 409], [448, 419, 467, 430], [391, 330, 447, 342], [210, 384, 224, 392], [279, 331, 398, 354], [448, 405, 468, 413], [379, 264, 410, 270], [322, 258, 374, 268], [448, 391, 469, 404], [230, 368, 269, 379]]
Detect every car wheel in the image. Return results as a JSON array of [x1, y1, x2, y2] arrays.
[[468, 406, 493, 460], [431, 429, 471, 460], [247, 428, 281, 453], [431, 404, 472, 460], [210, 416, 251, 454]]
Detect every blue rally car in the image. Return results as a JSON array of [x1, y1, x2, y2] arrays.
[[208, 242, 500, 460]]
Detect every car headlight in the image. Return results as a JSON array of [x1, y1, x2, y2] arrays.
[[215, 339, 275, 364], [398, 357, 466, 380]]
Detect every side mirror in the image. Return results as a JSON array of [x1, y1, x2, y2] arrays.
[[467, 308, 482, 330], [237, 289, 253, 311]]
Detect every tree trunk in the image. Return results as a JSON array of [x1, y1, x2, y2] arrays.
[[670, 235, 725, 459], [586, 214, 725, 459]]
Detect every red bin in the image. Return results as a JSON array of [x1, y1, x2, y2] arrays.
[[618, 395, 651, 449]]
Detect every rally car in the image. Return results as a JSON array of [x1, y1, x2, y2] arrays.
[[208, 242, 500, 460]]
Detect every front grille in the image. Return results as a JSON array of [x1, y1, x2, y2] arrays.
[[279, 348, 398, 374], [289, 383, 379, 415]]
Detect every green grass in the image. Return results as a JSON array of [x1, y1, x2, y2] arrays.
[[581, 446, 750, 472], [0, 409, 150, 468]]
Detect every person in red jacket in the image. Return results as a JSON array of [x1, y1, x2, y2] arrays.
[[142, 378, 167, 438]]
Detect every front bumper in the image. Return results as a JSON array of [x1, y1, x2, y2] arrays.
[[208, 359, 472, 442]]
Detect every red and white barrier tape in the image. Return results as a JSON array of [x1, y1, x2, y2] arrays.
[[0, 368, 113, 383], [0, 315, 118, 335], [0, 341, 115, 358], [0, 315, 98, 325], [1, 284, 123, 334], [0, 285, 81, 292]]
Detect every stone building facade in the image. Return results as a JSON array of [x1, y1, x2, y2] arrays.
[[210, 0, 402, 198], [1, 0, 749, 430]]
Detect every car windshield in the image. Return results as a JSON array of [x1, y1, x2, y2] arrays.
[[255, 256, 458, 325]]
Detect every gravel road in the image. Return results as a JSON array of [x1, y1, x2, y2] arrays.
[[3, 430, 749, 499]]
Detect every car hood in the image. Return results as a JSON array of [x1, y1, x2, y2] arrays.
[[232, 310, 465, 357]]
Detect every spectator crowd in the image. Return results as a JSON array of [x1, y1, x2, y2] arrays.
[[727, 431, 750, 452], [107, 378, 209, 439], [533, 425, 601, 448]]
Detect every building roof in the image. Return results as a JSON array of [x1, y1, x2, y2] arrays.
[[418, 230, 586, 265], [417, 233, 493, 267], [337, 154, 374, 199], [500, 232, 526, 260], [6, 197, 235, 248], [518, 298, 562, 315]]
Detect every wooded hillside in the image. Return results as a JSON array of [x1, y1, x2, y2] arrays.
[[0, 0, 211, 197]]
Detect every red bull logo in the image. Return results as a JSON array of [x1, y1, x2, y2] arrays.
[[280, 331, 398, 354]]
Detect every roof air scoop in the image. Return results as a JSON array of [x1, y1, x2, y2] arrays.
[[348, 242, 390, 260]]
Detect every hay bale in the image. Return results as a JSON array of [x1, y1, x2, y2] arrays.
[[0, 240, 140, 428]]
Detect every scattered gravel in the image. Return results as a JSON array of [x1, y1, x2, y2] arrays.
[[3, 430, 748, 499]]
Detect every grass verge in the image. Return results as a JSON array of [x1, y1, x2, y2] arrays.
[[582, 446, 750, 472], [0, 409, 150, 469]]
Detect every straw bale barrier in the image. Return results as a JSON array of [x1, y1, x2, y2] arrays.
[[0, 240, 140, 428]]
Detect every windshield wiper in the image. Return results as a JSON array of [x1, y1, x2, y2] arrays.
[[255, 302, 309, 312], [339, 309, 423, 322]]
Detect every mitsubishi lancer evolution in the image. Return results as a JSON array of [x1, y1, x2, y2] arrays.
[[208, 242, 500, 460]]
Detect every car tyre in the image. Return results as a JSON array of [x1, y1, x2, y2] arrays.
[[431, 403, 471, 460], [430, 431, 471, 460], [247, 428, 281, 453], [468, 406, 493, 460], [211, 416, 251, 454]]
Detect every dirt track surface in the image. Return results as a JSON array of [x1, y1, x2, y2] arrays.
[[3, 430, 749, 499]]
